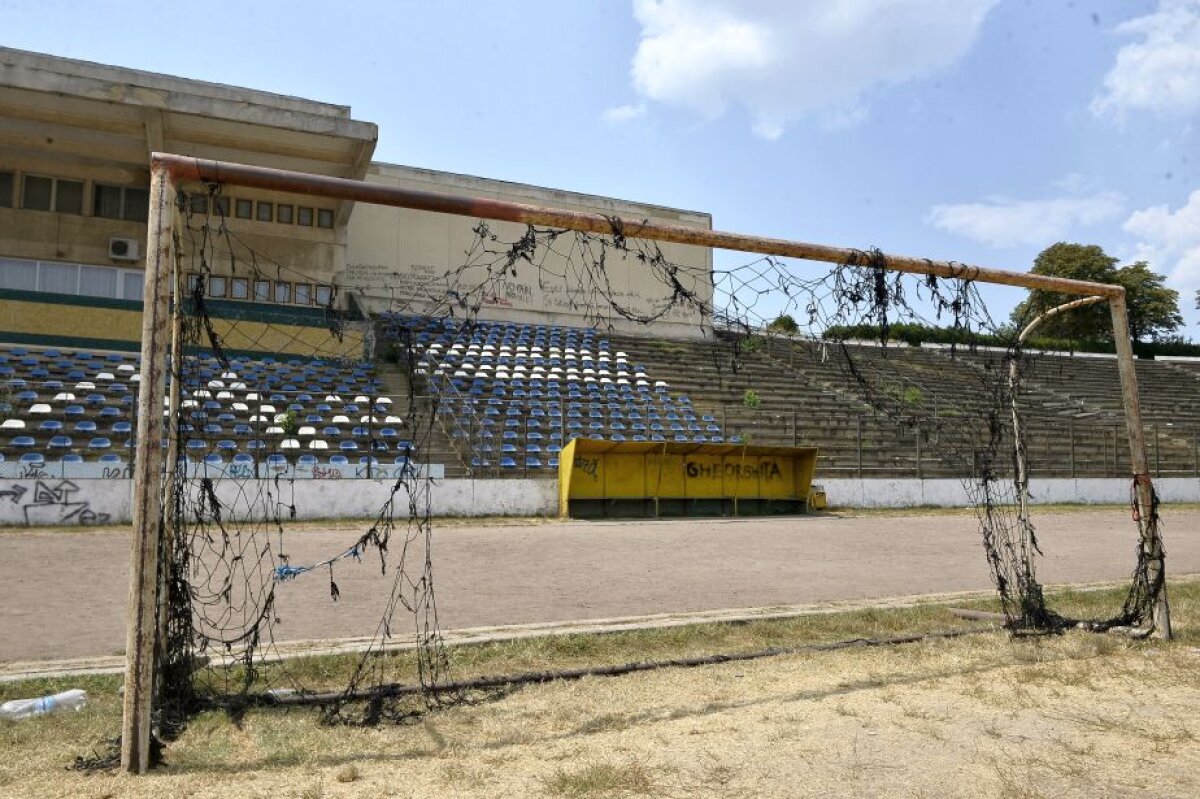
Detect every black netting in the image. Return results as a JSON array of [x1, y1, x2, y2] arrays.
[[146, 185, 1166, 752]]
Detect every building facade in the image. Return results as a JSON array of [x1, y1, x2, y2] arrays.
[[0, 48, 713, 354]]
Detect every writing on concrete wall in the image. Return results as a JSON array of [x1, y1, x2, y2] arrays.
[[1, 479, 111, 525]]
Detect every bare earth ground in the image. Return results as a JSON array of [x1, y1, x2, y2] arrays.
[[1, 508, 1199, 663], [4, 624, 1200, 798]]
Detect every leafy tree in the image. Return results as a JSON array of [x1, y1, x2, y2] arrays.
[[1011, 243, 1181, 343], [1117, 261, 1181, 342], [768, 313, 798, 333]]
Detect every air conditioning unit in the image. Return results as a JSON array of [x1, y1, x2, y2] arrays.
[[108, 237, 140, 261]]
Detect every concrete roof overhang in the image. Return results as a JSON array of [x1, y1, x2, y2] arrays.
[[0, 48, 377, 185]]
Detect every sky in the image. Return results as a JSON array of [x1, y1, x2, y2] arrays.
[[4, 0, 1200, 332]]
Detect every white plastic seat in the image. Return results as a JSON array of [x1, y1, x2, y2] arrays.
[[308, 439, 329, 450], [1, 419, 26, 429], [332, 414, 350, 425], [280, 438, 300, 449], [29, 403, 51, 414]]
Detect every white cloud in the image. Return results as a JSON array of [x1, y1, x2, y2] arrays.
[[1123, 190, 1200, 289], [627, 0, 998, 138], [601, 103, 647, 125], [1091, 0, 1200, 120], [926, 191, 1126, 248]]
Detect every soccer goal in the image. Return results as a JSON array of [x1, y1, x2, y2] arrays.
[[119, 152, 1171, 773]]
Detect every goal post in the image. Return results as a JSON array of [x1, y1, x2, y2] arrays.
[[121, 151, 1171, 772]]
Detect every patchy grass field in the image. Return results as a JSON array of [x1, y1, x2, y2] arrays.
[[2, 580, 1198, 798]]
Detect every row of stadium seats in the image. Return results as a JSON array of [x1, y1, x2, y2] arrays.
[[382, 315, 726, 470]]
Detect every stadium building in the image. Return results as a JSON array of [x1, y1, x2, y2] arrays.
[[0, 47, 713, 356]]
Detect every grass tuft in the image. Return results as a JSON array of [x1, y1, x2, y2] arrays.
[[542, 760, 656, 797]]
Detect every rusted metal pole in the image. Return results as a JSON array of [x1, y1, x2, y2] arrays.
[[1109, 294, 1171, 638], [122, 166, 175, 773], [152, 153, 1122, 300]]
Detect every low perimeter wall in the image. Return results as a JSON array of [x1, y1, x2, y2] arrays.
[[0, 477, 559, 526], [819, 477, 1200, 508], [1, 477, 1196, 526]]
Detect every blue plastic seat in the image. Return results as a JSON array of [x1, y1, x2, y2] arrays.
[[89, 437, 112, 449], [49, 435, 72, 448], [19, 452, 44, 464], [99, 453, 123, 464], [329, 454, 350, 466]]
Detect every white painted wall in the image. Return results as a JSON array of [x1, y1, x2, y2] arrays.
[[2, 476, 1193, 527], [0, 477, 558, 526], [818, 477, 1200, 508]]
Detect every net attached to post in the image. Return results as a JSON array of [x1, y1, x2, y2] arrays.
[[156, 187, 455, 739], [146, 184, 1165, 753]]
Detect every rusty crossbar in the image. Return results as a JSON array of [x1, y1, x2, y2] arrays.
[[153, 152, 1122, 299]]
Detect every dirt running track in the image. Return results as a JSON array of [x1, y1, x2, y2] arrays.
[[1, 509, 1197, 663]]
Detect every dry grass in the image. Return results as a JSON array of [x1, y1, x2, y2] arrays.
[[1, 579, 1198, 798]]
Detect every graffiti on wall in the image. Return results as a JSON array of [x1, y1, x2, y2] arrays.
[[1, 479, 112, 525]]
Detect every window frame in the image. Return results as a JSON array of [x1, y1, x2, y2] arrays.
[[93, 183, 150, 222]]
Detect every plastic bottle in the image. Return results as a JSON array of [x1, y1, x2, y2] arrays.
[[0, 689, 87, 720]]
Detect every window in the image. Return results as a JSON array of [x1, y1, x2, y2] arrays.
[[40, 262, 78, 294], [208, 276, 227, 298], [213, 196, 230, 217], [256, 201, 273, 222], [122, 271, 144, 301], [56, 180, 83, 214], [297, 206, 314, 227], [187, 273, 202, 294], [0, 171, 14, 208], [125, 188, 149, 222], [94, 184, 149, 222], [314, 284, 333, 307], [254, 279, 270, 302], [235, 199, 253, 219], [188, 194, 209, 215], [23, 176, 84, 214], [317, 208, 334, 228], [277, 204, 294, 224], [0, 258, 36, 290], [230, 277, 249, 300], [294, 283, 311, 305], [79, 266, 118, 299], [22, 175, 52, 211], [274, 281, 291, 303]]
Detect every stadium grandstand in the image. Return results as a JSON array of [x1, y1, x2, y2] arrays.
[[3, 46, 1200, 516]]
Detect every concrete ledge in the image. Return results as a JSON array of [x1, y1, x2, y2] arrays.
[[820, 477, 1200, 508], [0, 477, 558, 526]]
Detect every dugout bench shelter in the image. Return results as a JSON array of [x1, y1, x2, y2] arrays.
[[558, 438, 819, 518]]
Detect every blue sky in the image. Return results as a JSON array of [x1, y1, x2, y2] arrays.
[[5, 0, 1200, 332]]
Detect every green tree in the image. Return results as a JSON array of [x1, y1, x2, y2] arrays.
[[1116, 261, 1182, 342], [768, 314, 798, 333], [1011, 243, 1181, 343]]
